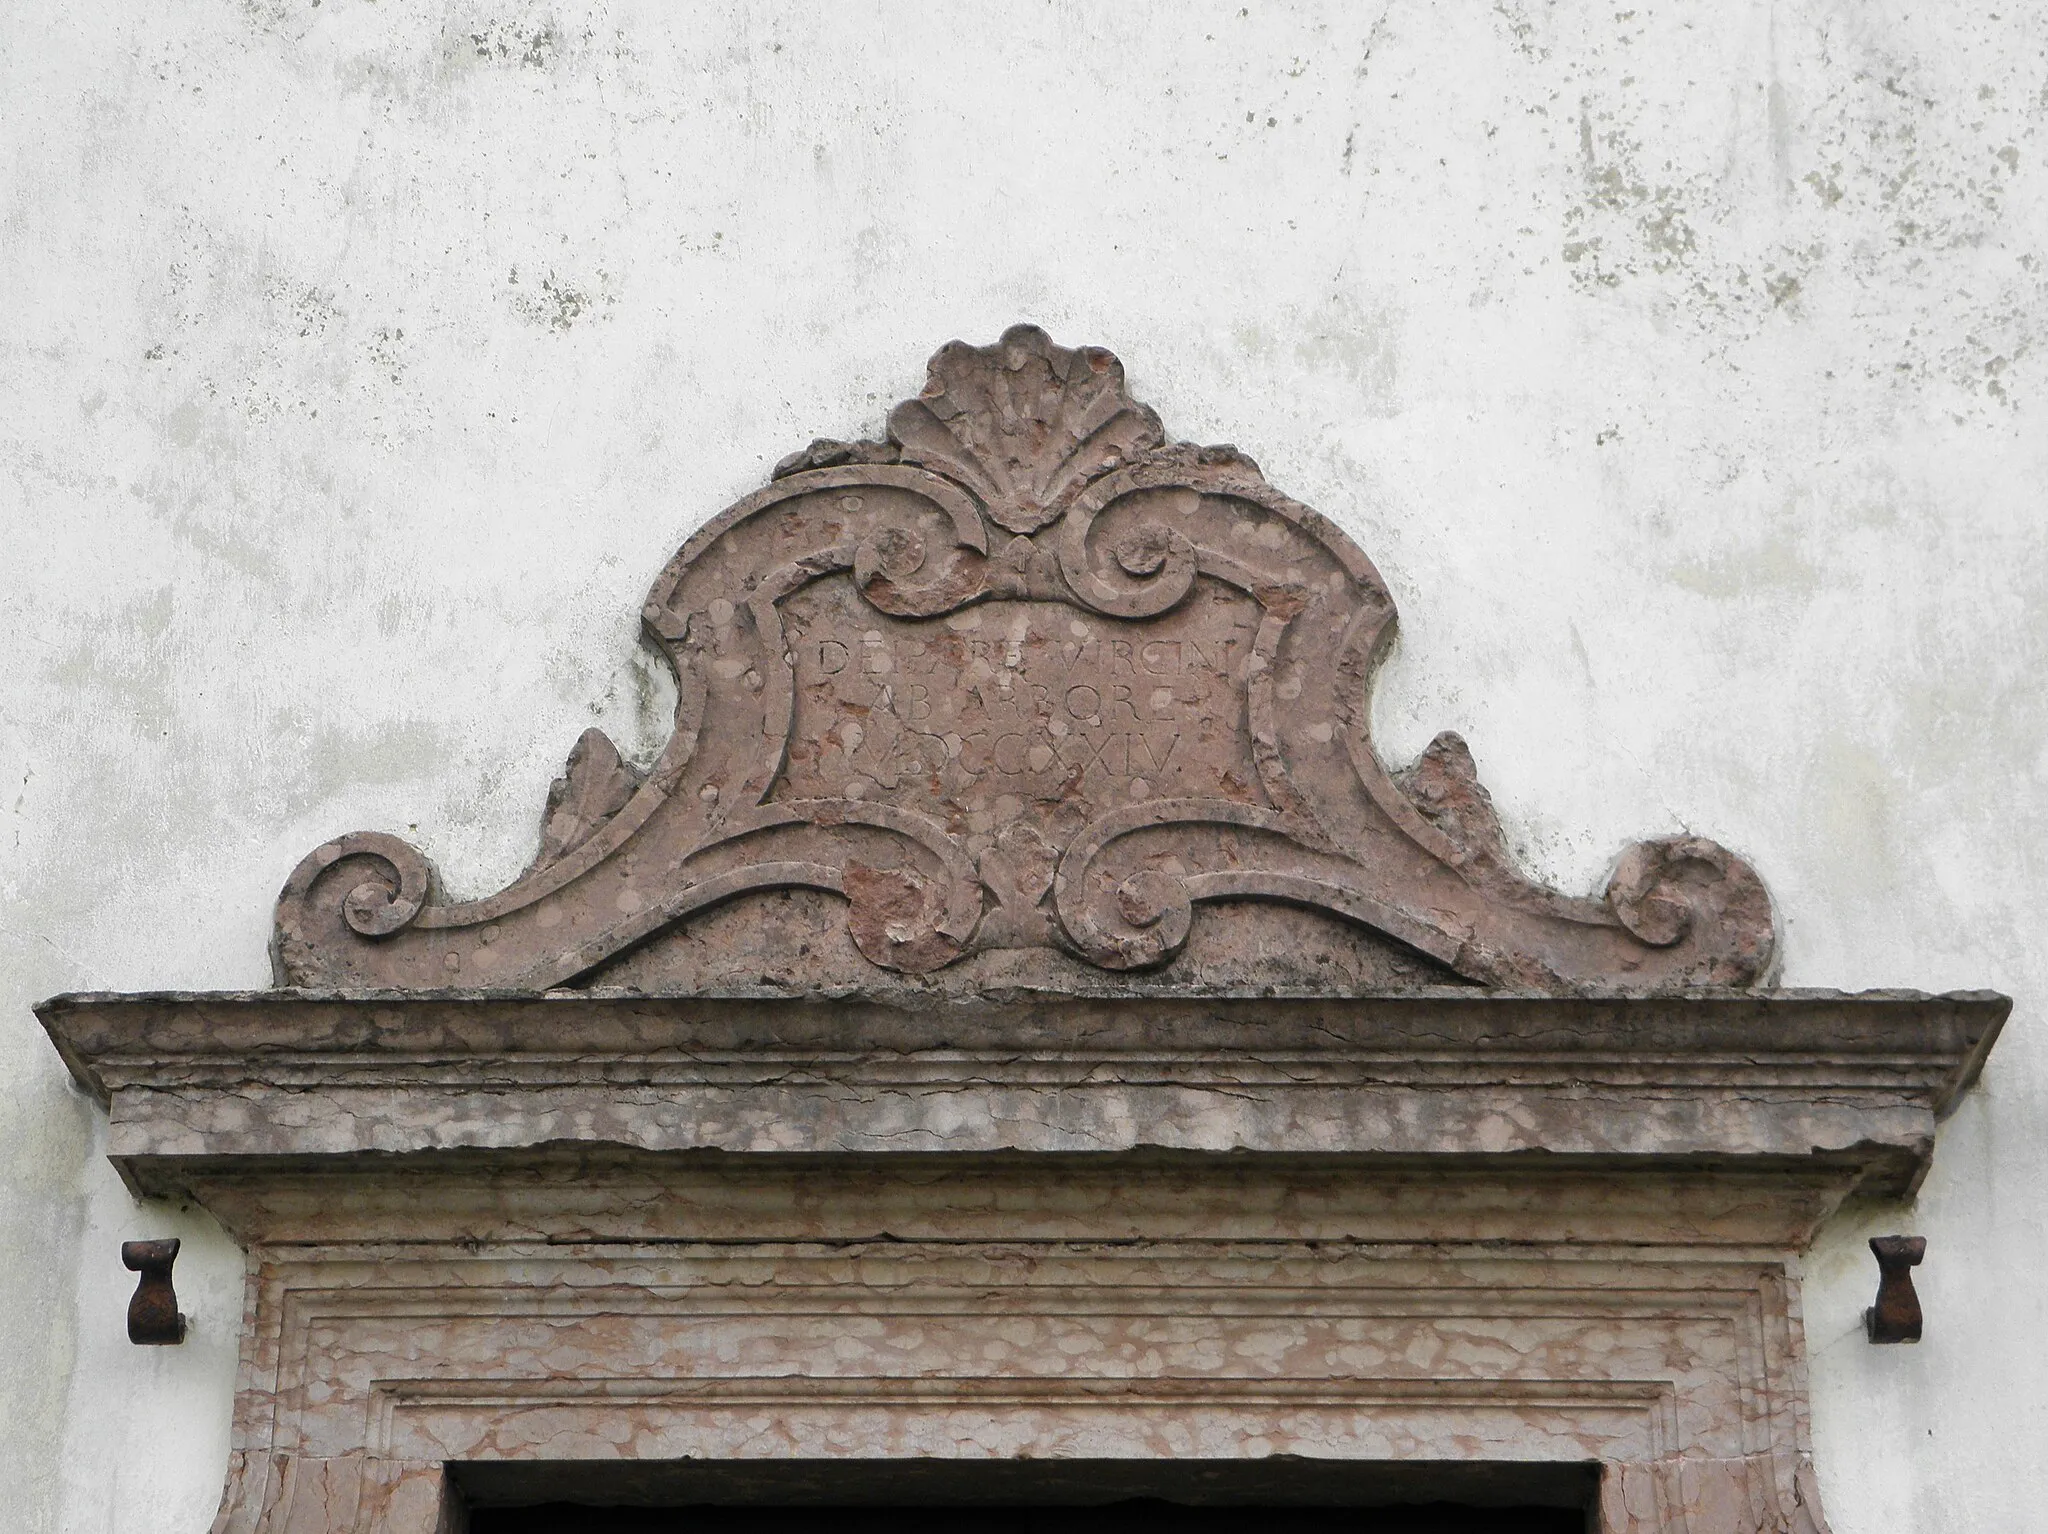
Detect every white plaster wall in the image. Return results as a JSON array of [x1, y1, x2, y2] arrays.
[[2, 1, 2044, 1528]]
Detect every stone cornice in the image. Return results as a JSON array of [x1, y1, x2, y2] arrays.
[[39, 987, 2007, 1207]]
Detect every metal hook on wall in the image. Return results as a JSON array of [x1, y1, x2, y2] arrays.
[[122, 1238, 186, 1345], [1865, 1235, 1926, 1344]]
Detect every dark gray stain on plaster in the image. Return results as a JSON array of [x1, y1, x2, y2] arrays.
[[1514, 12, 2044, 411], [1492, 0, 1549, 64], [507, 267, 610, 331], [264, 277, 339, 341], [368, 327, 406, 386], [1562, 98, 1699, 291], [470, 20, 558, 70]]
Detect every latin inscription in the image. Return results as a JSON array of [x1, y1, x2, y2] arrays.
[[779, 585, 1263, 830]]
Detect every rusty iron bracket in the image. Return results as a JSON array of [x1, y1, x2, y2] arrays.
[[122, 1238, 186, 1345], [1865, 1234, 1926, 1344]]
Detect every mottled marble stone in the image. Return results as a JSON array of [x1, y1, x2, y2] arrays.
[[35, 988, 2005, 1534]]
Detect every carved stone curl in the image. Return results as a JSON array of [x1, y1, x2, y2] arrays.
[[274, 325, 1777, 992]]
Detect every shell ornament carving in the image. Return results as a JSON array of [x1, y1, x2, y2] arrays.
[[275, 326, 1775, 992]]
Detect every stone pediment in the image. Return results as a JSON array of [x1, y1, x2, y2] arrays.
[[275, 325, 1772, 995]]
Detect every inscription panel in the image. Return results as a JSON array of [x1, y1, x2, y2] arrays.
[[782, 583, 1263, 842]]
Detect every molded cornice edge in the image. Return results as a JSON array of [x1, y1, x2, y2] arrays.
[[38, 987, 2006, 1212]]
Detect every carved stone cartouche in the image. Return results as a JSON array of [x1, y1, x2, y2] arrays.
[[274, 325, 1774, 992]]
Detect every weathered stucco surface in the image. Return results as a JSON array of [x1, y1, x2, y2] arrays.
[[2, 2, 2045, 1530]]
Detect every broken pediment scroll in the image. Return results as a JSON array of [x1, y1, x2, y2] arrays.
[[276, 326, 1772, 994]]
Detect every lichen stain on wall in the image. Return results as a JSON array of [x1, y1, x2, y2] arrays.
[[1475, 4, 2046, 416]]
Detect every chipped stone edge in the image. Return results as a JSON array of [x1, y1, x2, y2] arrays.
[[35, 987, 2007, 1207]]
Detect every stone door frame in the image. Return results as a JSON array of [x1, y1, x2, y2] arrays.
[[37, 988, 2004, 1534], [33, 332, 2006, 1533]]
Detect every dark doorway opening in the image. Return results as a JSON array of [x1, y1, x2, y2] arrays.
[[470, 1507, 1585, 1534], [460, 1459, 1595, 1534]]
